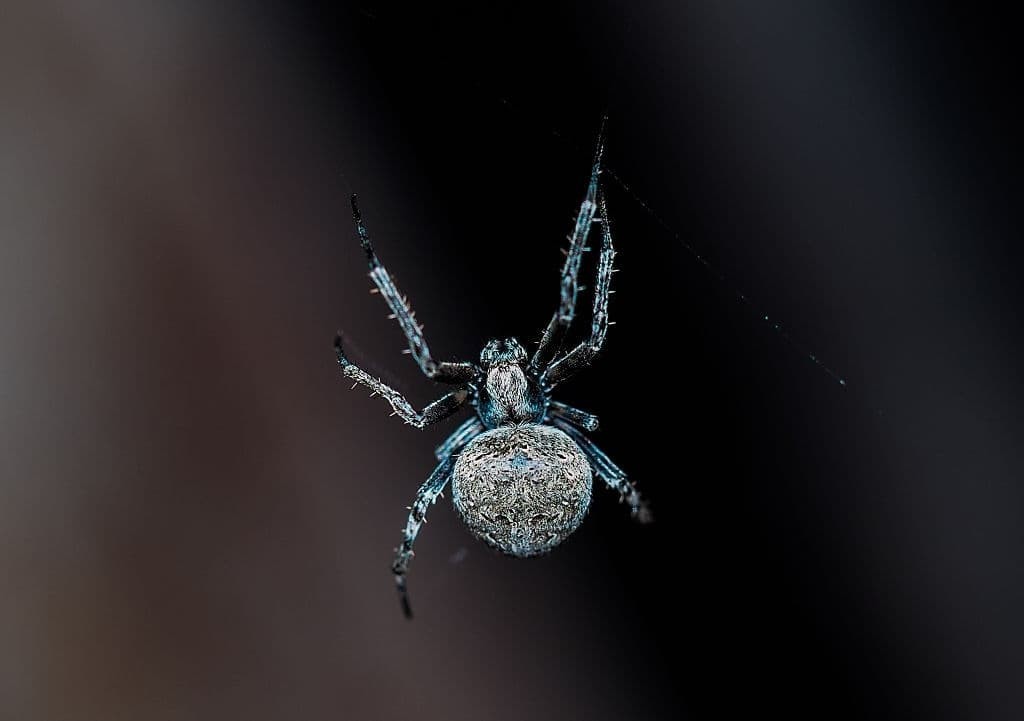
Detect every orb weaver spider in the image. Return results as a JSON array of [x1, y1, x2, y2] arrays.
[[335, 123, 650, 617]]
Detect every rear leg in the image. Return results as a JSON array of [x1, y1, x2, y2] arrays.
[[393, 456, 456, 618], [550, 417, 652, 523], [434, 416, 485, 461]]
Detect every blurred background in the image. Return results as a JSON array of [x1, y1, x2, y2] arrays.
[[2, 2, 1022, 719]]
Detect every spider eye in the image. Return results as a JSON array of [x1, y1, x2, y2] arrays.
[[480, 338, 526, 366], [505, 338, 527, 362]]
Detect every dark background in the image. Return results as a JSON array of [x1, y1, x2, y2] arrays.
[[2, 2, 1022, 720]]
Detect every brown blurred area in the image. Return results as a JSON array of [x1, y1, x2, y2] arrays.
[[0, 4, 631, 720]]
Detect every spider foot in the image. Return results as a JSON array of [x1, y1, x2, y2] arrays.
[[394, 573, 413, 619], [350, 194, 377, 262], [333, 333, 351, 366], [622, 487, 654, 525], [392, 554, 414, 619], [631, 500, 654, 525]]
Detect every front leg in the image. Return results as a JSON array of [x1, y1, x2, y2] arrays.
[[335, 336, 468, 428], [351, 195, 479, 383], [393, 456, 456, 618], [530, 121, 606, 374], [542, 190, 616, 389]]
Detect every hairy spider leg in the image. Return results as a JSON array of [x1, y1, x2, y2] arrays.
[[434, 416, 485, 461], [546, 399, 600, 432], [530, 119, 607, 374], [393, 455, 456, 618], [335, 336, 469, 428], [350, 195, 478, 384], [550, 417, 652, 523], [542, 190, 615, 388]]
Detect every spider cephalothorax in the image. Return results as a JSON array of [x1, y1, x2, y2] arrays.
[[334, 122, 650, 617], [477, 338, 545, 429]]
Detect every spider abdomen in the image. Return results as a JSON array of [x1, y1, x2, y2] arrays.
[[451, 424, 592, 557]]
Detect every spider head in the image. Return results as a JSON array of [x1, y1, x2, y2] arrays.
[[479, 338, 527, 369]]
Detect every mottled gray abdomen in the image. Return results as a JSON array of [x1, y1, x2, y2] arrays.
[[451, 424, 592, 557]]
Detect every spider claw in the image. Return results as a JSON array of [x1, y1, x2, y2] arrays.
[[333, 334, 349, 357], [632, 502, 655, 525], [399, 591, 413, 619]]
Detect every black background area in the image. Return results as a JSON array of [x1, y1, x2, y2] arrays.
[[293, 3, 1023, 720]]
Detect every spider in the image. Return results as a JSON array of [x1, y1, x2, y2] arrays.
[[334, 125, 651, 617]]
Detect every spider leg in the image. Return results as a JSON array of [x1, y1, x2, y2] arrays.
[[541, 189, 616, 388], [393, 455, 456, 618], [550, 417, 652, 523], [530, 119, 607, 374], [350, 195, 479, 384], [434, 416, 485, 461], [335, 335, 469, 428], [546, 399, 600, 432]]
